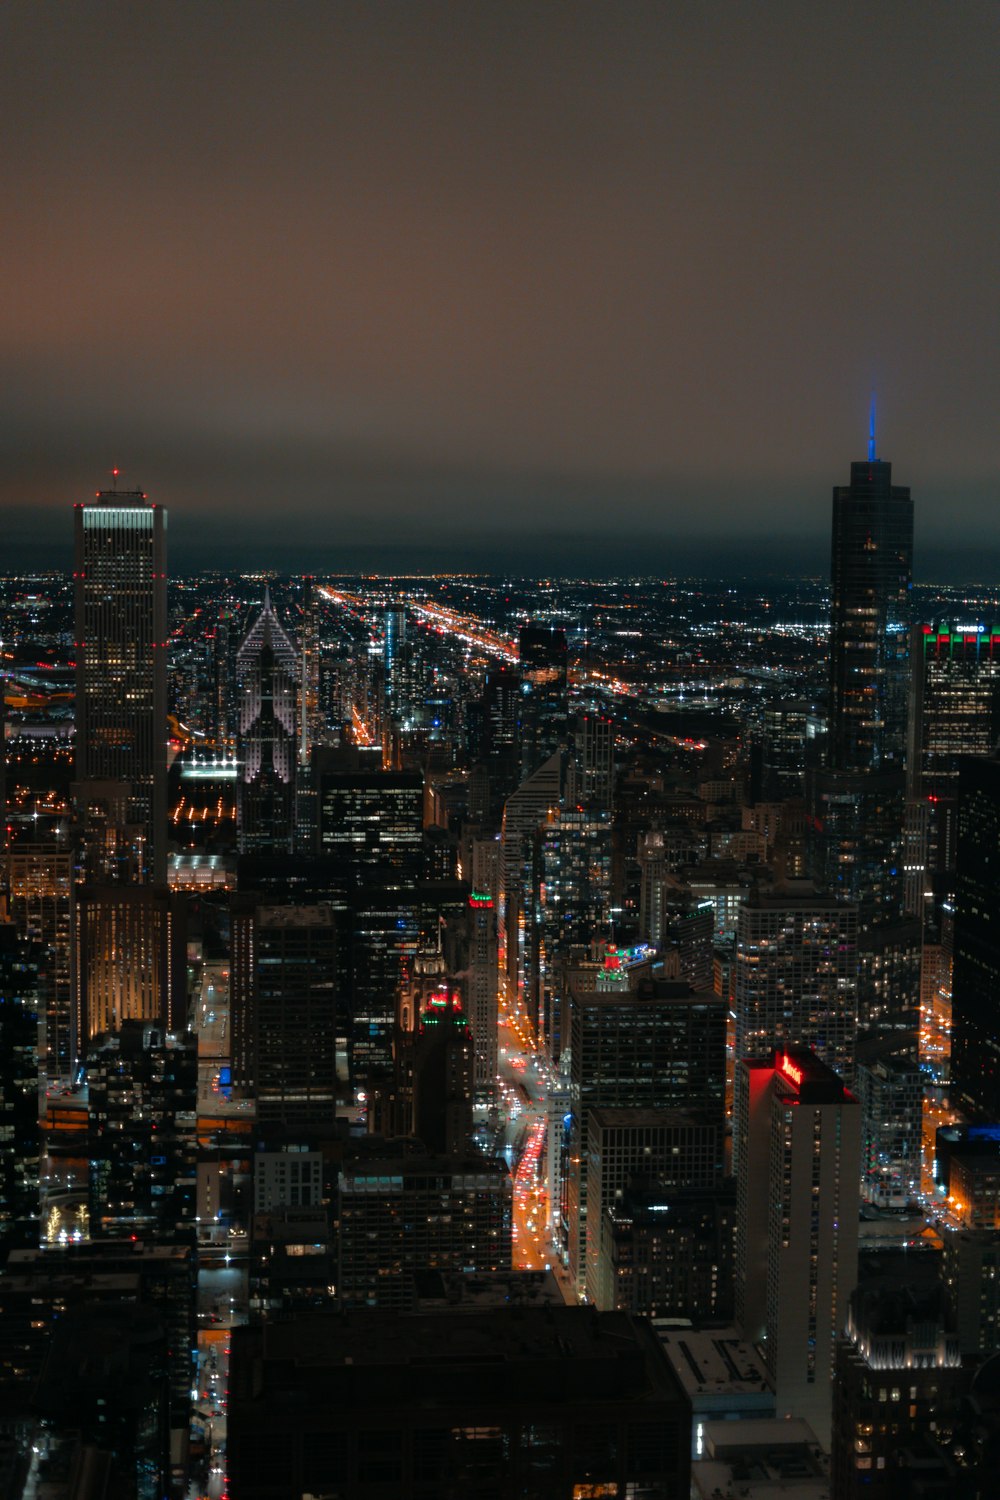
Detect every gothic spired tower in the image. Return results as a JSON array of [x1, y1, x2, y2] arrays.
[[74, 482, 167, 885], [236, 588, 299, 854]]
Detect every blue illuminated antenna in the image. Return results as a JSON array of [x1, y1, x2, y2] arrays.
[[868, 391, 877, 462]]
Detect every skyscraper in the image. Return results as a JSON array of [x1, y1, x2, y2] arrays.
[[733, 883, 859, 1086], [236, 589, 299, 854], [735, 1048, 860, 1447], [519, 624, 568, 777], [828, 412, 913, 776], [809, 413, 913, 928], [231, 902, 338, 1130], [74, 485, 167, 884]]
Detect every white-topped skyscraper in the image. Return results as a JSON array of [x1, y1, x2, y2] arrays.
[[236, 588, 299, 855], [74, 483, 167, 885]]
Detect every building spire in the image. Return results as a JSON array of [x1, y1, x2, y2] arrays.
[[868, 391, 877, 462]]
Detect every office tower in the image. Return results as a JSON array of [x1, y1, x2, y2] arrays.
[[595, 1182, 736, 1321], [74, 485, 167, 884], [575, 711, 614, 811], [6, 841, 73, 1083], [519, 623, 568, 777], [832, 1264, 963, 1500], [316, 762, 425, 877], [73, 885, 186, 1056], [828, 417, 913, 775], [228, 1308, 691, 1500], [854, 1048, 922, 1207], [236, 589, 299, 854], [337, 1152, 512, 1309], [735, 1049, 860, 1447], [480, 663, 521, 779], [87, 1021, 197, 1243], [809, 419, 913, 929], [501, 750, 562, 1038], [733, 884, 859, 1091], [564, 980, 726, 1290], [405, 987, 474, 1155], [952, 755, 1000, 1119], [584, 1106, 722, 1303], [906, 620, 1000, 910], [231, 902, 337, 1130], [0, 918, 40, 1243], [347, 885, 419, 1080]]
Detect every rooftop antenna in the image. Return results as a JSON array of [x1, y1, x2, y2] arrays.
[[868, 393, 877, 463], [111, 466, 120, 492]]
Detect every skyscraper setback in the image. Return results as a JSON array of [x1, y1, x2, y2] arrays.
[[73, 486, 167, 884]]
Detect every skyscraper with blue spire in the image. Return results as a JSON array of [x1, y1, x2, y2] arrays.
[[807, 404, 914, 933], [828, 399, 913, 775]]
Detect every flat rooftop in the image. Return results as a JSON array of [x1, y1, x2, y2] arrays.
[[231, 1307, 688, 1413], [656, 1325, 772, 1400]]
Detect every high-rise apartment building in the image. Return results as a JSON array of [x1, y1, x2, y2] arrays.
[[74, 486, 167, 884], [733, 884, 859, 1094], [735, 1049, 860, 1447], [236, 589, 299, 854], [337, 1153, 512, 1309]]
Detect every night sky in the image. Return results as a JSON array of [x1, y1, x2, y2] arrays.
[[3, 3, 999, 575]]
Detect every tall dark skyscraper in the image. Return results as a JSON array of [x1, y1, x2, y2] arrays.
[[74, 485, 167, 884], [828, 412, 913, 776], [236, 589, 299, 854], [809, 413, 913, 926], [519, 624, 568, 777]]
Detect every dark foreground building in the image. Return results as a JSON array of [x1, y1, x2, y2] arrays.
[[228, 1306, 691, 1499]]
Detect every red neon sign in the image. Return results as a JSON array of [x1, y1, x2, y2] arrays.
[[778, 1053, 803, 1089]]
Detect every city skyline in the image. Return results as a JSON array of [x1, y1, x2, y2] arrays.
[[3, 4, 1000, 576]]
